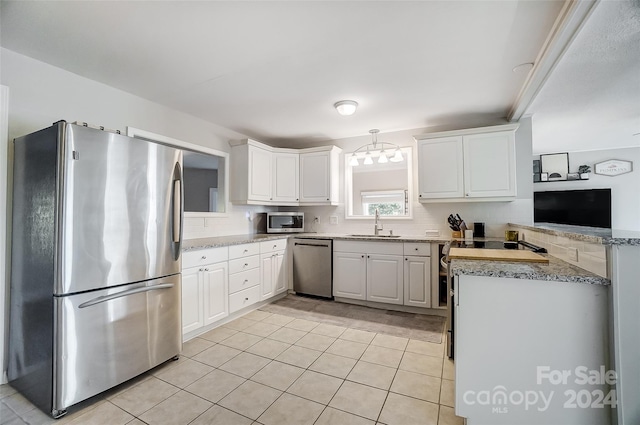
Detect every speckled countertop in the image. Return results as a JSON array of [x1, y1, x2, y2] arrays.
[[183, 232, 451, 251], [509, 223, 640, 246], [450, 255, 610, 286]]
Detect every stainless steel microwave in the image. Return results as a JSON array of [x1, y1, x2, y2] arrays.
[[259, 212, 304, 233]]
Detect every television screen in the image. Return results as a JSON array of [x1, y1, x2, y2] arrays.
[[534, 189, 611, 229]]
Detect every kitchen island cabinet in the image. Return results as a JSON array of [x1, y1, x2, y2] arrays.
[[451, 259, 611, 425]]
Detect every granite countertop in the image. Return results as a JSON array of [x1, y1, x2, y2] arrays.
[[509, 223, 640, 246], [450, 254, 610, 286], [183, 232, 451, 251]]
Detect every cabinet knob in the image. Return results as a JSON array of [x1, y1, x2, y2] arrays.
[[243, 249, 248, 253], [361, 255, 364, 258], [296, 198, 299, 201], [419, 194, 422, 198], [201, 256, 207, 260], [244, 279, 248, 284], [415, 248, 419, 251], [466, 193, 470, 197], [199, 268, 203, 272], [204, 268, 209, 271], [245, 297, 249, 301], [326, 198, 329, 201], [244, 263, 248, 267], [405, 258, 408, 261], [367, 255, 370, 258], [273, 245, 277, 248]]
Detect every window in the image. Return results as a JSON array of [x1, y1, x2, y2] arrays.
[[361, 190, 408, 216]]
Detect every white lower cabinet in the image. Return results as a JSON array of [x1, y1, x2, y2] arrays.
[[333, 252, 367, 300], [403, 243, 432, 308], [333, 241, 433, 308], [333, 241, 403, 304], [367, 254, 403, 305], [260, 239, 287, 300], [181, 250, 229, 336]]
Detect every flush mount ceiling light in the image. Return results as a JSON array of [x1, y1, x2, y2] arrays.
[[349, 129, 404, 166], [512, 62, 534, 73], [334, 100, 358, 116]]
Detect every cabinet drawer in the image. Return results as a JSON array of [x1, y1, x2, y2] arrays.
[[229, 254, 260, 274], [229, 285, 261, 313], [182, 247, 228, 269], [229, 268, 261, 294], [403, 243, 431, 257], [229, 243, 260, 260], [260, 238, 288, 253]]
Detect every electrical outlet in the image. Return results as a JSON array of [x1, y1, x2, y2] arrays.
[[314, 217, 319, 223], [330, 215, 338, 225], [568, 247, 578, 262]]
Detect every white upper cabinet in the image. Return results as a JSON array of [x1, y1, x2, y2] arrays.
[[299, 146, 341, 205], [417, 136, 464, 199], [415, 124, 518, 202], [272, 152, 299, 203], [248, 145, 273, 202], [230, 140, 339, 206], [463, 131, 515, 198]]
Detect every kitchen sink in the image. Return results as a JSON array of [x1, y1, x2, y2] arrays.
[[348, 234, 402, 238]]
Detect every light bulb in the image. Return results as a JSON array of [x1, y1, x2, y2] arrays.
[[390, 148, 403, 162], [378, 151, 388, 163], [349, 154, 359, 166], [364, 151, 373, 165]]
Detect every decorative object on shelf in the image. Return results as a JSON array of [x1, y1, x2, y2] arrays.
[[348, 129, 404, 166], [541, 152, 569, 181], [540, 172, 549, 182], [594, 159, 633, 177], [578, 164, 591, 180], [334, 100, 358, 116], [567, 173, 579, 180], [533, 159, 542, 182]]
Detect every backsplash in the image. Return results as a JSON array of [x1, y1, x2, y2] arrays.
[[294, 199, 533, 239], [183, 204, 276, 240], [517, 228, 607, 278]]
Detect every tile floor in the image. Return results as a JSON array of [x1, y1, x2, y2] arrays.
[[0, 307, 462, 425]]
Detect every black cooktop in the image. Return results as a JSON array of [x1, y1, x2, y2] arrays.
[[450, 240, 547, 253]]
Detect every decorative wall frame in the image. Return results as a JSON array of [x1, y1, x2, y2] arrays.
[[541, 153, 569, 181], [594, 159, 633, 176]]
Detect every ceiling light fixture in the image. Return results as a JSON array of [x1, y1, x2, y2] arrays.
[[512, 62, 534, 73], [334, 100, 358, 116], [349, 129, 404, 167]]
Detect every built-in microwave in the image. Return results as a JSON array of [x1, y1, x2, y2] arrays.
[[258, 212, 304, 233]]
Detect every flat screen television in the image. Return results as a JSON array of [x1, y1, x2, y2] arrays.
[[534, 189, 611, 229]]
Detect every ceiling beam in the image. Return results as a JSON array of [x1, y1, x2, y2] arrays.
[[508, 0, 600, 122]]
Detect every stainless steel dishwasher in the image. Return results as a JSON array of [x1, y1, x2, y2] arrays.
[[292, 238, 333, 299]]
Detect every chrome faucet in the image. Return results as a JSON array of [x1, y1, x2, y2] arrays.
[[374, 208, 383, 235]]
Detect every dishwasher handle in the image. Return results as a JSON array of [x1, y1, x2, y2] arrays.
[[295, 242, 330, 248]]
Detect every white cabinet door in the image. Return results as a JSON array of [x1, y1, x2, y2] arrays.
[[333, 251, 367, 300], [248, 145, 272, 202], [404, 256, 431, 307], [417, 137, 464, 199], [182, 266, 203, 335], [463, 131, 516, 198], [367, 254, 403, 305], [260, 252, 275, 300], [273, 251, 287, 295], [272, 153, 299, 203], [300, 151, 331, 203], [203, 262, 229, 325]]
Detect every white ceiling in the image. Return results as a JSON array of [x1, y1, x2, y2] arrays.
[[0, 0, 566, 145], [527, 0, 640, 154], [1, 1, 563, 143]]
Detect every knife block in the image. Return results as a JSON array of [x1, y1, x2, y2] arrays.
[[452, 231, 462, 238]]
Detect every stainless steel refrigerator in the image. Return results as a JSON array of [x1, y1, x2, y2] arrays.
[[9, 121, 183, 418]]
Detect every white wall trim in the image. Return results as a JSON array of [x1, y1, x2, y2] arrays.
[[1, 85, 10, 384], [509, 0, 600, 121], [126, 126, 231, 218]]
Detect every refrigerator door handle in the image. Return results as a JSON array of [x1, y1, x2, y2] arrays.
[[78, 283, 175, 308], [172, 162, 183, 258]]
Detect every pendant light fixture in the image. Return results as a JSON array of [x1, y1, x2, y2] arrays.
[[348, 129, 404, 166]]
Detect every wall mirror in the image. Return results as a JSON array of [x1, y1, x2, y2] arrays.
[[127, 127, 229, 216], [345, 147, 413, 219]]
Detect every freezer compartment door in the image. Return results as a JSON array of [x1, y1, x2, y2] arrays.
[[54, 274, 181, 411], [59, 124, 183, 295]]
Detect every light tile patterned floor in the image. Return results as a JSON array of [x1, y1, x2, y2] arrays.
[[0, 304, 463, 425]]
